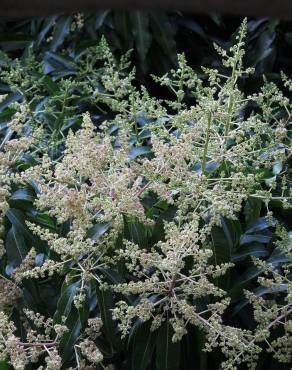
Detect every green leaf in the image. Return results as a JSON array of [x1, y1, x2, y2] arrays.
[[156, 320, 180, 370], [0, 92, 22, 113], [128, 146, 152, 160], [244, 197, 262, 225], [9, 188, 35, 203], [125, 218, 152, 248], [0, 360, 10, 370], [240, 234, 271, 245], [114, 12, 133, 51], [0, 33, 32, 51], [211, 218, 241, 265], [245, 217, 273, 234], [6, 208, 37, 244], [54, 281, 80, 323], [272, 160, 282, 175], [149, 13, 177, 65], [233, 284, 288, 315], [178, 19, 208, 41], [36, 16, 57, 47], [42, 76, 60, 95], [231, 243, 269, 262], [87, 223, 111, 241], [96, 287, 122, 350], [5, 225, 28, 267], [129, 320, 156, 370], [59, 308, 81, 362], [95, 11, 110, 30], [50, 16, 71, 52], [98, 268, 125, 284], [130, 12, 152, 64]]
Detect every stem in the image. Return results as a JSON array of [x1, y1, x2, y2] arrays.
[[224, 95, 234, 138], [18, 341, 56, 348], [267, 307, 292, 330], [137, 181, 151, 197], [201, 111, 212, 175]]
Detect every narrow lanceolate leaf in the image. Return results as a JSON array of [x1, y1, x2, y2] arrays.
[[96, 287, 122, 350], [9, 188, 35, 203], [6, 208, 37, 244], [36, 16, 57, 47], [149, 13, 177, 64], [50, 16, 71, 52], [87, 222, 111, 241], [54, 281, 80, 323], [59, 308, 81, 363], [130, 12, 152, 63], [95, 11, 110, 30], [0, 360, 10, 370], [156, 320, 180, 370], [5, 225, 28, 267], [231, 243, 268, 262], [128, 145, 152, 160], [129, 320, 156, 370]]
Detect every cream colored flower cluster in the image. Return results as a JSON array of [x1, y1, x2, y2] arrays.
[[0, 19, 291, 369]]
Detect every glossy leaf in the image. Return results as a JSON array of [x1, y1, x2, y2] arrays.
[[156, 320, 180, 370], [130, 12, 152, 64], [96, 287, 122, 350], [5, 225, 28, 267], [129, 320, 156, 370], [50, 16, 71, 52]]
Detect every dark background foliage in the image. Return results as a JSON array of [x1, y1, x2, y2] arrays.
[[0, 11, 291, 370]]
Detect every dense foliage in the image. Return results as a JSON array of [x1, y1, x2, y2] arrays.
[[0, 18, 291, 370]]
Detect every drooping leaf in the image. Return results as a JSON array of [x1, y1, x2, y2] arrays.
[[156, 320, 180, 370], [50, 16, 71, 52], [54, 280, 80, 323], [9, 188, 35, 203], [130, 12, 152, 65], [6, 208, 37, 244], [36, 16, 57, 47], [149, 13, 177, 65], [96, 287, 122, 350], [231, 243, 269, 262], [128, 145, 152, 160], [0, 360, 10, 370], [59, 308, 81, 362], [5, 225, 28, 267], [129, 320, 156, 370], [95, 11, 110, 30], [87, 223, 111, 241]]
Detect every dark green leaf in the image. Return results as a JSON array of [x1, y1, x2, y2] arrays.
[[231, 243, 268, 262], [128, 146, 152, 160], [233, 284, 288, 315], [0, 360, 10, 370], [5, 225, 28, 267], [156, 320, 180, 370], [54, 281, 80, 323], [245, 217, 273, 234], [149, 13, 177, 65], [59, 308, 81, 362], [50, 16, 71, 52], [87, 223, 111, 241], [240, 234, 271, 245], [6, 208, 37, 244], [96, 287, 122, 350], [0, 92, 22, 113], [36, 16, 57, 47], [9, 188, 35, 203], [130, 12, 152, 63], [129, 320, 156, 370], [244, 197, 262, 225], [95, 11, 110, 30]]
